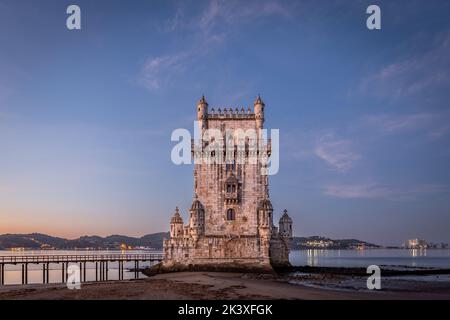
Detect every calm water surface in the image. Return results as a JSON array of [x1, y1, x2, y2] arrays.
[[290, 249, 450, 268], [1, 249, 449, 285]]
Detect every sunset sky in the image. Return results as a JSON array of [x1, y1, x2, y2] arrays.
[[0, 0, 449, 245]]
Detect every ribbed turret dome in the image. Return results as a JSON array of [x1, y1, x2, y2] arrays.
[[254, 94, 265, 106], [198, 95, 208, 106], [259, 198, 273, 211], [170, 207, 183, 224], [279, 209, 292, 223], [190, 197, 204, 211]]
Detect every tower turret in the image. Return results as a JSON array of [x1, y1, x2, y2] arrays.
[[258, 198, 274, 229], [254, 94, 265, 129], [197, 95, 208, 130], [189, 195, 205, 240], [279, 209, 293, 239], [257, 198, 273, 258], [170, 207, 184, 238]]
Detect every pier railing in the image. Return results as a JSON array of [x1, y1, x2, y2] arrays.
[[0, 253, 164, 264], [0, 253, 164, 285]]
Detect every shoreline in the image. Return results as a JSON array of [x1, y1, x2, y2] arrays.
[[0, 269, 449, 300], [277, 265, 450, 276]]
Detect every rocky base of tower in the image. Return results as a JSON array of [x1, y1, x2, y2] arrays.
[[159, 234, 291, 275], [144, 260, 275, 276]]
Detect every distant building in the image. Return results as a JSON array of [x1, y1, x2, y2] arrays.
[[305, 239, 334, 248], [405, 238, 428, 249]]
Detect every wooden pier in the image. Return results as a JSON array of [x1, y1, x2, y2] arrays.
[[0, 253, 163, 285]]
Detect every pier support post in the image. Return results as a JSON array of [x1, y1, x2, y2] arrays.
[[43, 264, 46, 284], [46, 263, 49, 283], [61, 263, 65, 283], [134, 260, 139, 279]]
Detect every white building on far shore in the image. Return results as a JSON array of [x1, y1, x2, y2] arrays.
[[404, 238, 428, 249]]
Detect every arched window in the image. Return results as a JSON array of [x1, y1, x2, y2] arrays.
[[226, 209, 235, 221], [226, 183, 237, 193]]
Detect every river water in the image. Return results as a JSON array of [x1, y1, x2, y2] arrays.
[[289, 248, 450, 268], [1, 249, 449, 285]]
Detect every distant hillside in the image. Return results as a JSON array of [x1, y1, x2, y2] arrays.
[[0, 232, 169, 250], [291, 236, 381, 250], [0, 233, 380, 250]]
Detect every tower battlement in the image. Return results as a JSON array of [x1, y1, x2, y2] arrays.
[[207, 107, 255, 119]]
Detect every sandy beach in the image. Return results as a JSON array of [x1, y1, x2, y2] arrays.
[[0, 271, 449, 300]]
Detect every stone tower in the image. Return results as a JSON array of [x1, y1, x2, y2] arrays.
[[163, 96, 293, 271]]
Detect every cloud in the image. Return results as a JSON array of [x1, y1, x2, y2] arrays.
[[162, 6, 185, 32], [138, 52, 192, 91], [181, 0, 292, 40], [139, 0, 293, 91], [429, 124, 450, 138], [364, 113, 435, 133], [359, 30, 450, 105], [314, 133, 361, 172], [361, 112, 450, 140], [198, 0, 291, 27], [323, 183, 449, 201]]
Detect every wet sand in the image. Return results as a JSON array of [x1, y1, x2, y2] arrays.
[[0, 272, 449, 300]]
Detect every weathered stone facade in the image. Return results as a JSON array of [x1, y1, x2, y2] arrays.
[[163, 96, 293, 271]]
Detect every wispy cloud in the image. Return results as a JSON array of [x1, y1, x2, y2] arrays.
[[324, 183, 449, 201], [363, 113, 435, 133], [362, 112, 450, 139], [359, 30, 450, 105], [138, 52, 192, 91], [162, 6, 185, 33], [429, 124, 450, 138], [139, 0, 293, 91], [196, 0, 291, 39], [314, 132, 361, 172]]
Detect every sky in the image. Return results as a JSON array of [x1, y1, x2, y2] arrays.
[[0, 0, 449, 246]]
